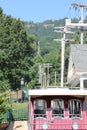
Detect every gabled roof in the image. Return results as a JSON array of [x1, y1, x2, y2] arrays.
[[70, 44, 87, 72]]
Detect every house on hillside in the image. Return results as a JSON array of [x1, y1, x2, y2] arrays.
[[67, 44, 87, 88]]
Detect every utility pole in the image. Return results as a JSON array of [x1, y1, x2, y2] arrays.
[[42, 72, 47, 88], [54, 26, 74, 87], [46, 63, 52, 86], [66, 3, 87, 45], [55, 71, 57, 86], [37, 41, 40, 55], [43, 63, 52, 87], [38, 64, 42, 84]]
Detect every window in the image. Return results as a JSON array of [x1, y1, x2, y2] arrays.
[[51, 99, 64, 118], [84, 80, 87, 88], [80, 76, 87, 89], [69, 99, 81, 118], [34, 99, 47, 118]]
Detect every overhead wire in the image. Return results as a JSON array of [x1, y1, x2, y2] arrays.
[[66, 0, 87, 19]]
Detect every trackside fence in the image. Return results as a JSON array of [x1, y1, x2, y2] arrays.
[[0, 108, 28, 123]]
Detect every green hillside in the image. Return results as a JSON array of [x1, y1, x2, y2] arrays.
[[25, 18, 76, 85], [26, 19, 67, 56]]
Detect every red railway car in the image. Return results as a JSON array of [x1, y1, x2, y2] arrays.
[[28, 87, 87, 130]]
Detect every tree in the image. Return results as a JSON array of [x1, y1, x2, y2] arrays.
[[0, 7, 36, 90], [28, 54, 44, 89], [0, 92, 9, 123]]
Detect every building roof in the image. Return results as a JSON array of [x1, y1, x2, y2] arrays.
[[70, 44, 87, 72], [29, 88, 87, 98]]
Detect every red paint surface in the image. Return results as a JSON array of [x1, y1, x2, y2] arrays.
[[29, 97, 87, 130]]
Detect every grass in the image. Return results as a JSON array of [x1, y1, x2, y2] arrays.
[[2, 102, 29, 121], [11, 102, 28, 109]]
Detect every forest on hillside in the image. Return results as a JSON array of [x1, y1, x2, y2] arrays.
[[26, 17, 87, 56], [26, 18, 72, 55]]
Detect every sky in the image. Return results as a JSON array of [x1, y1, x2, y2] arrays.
[[0, 0, 87, 22]]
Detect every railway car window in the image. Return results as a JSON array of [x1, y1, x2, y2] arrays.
[[34, 99, 47, 118], [51, 99, 64, 118], [69, 99, 81, 118]]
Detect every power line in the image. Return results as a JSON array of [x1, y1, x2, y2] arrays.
[[66, 2, 87, 45]]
